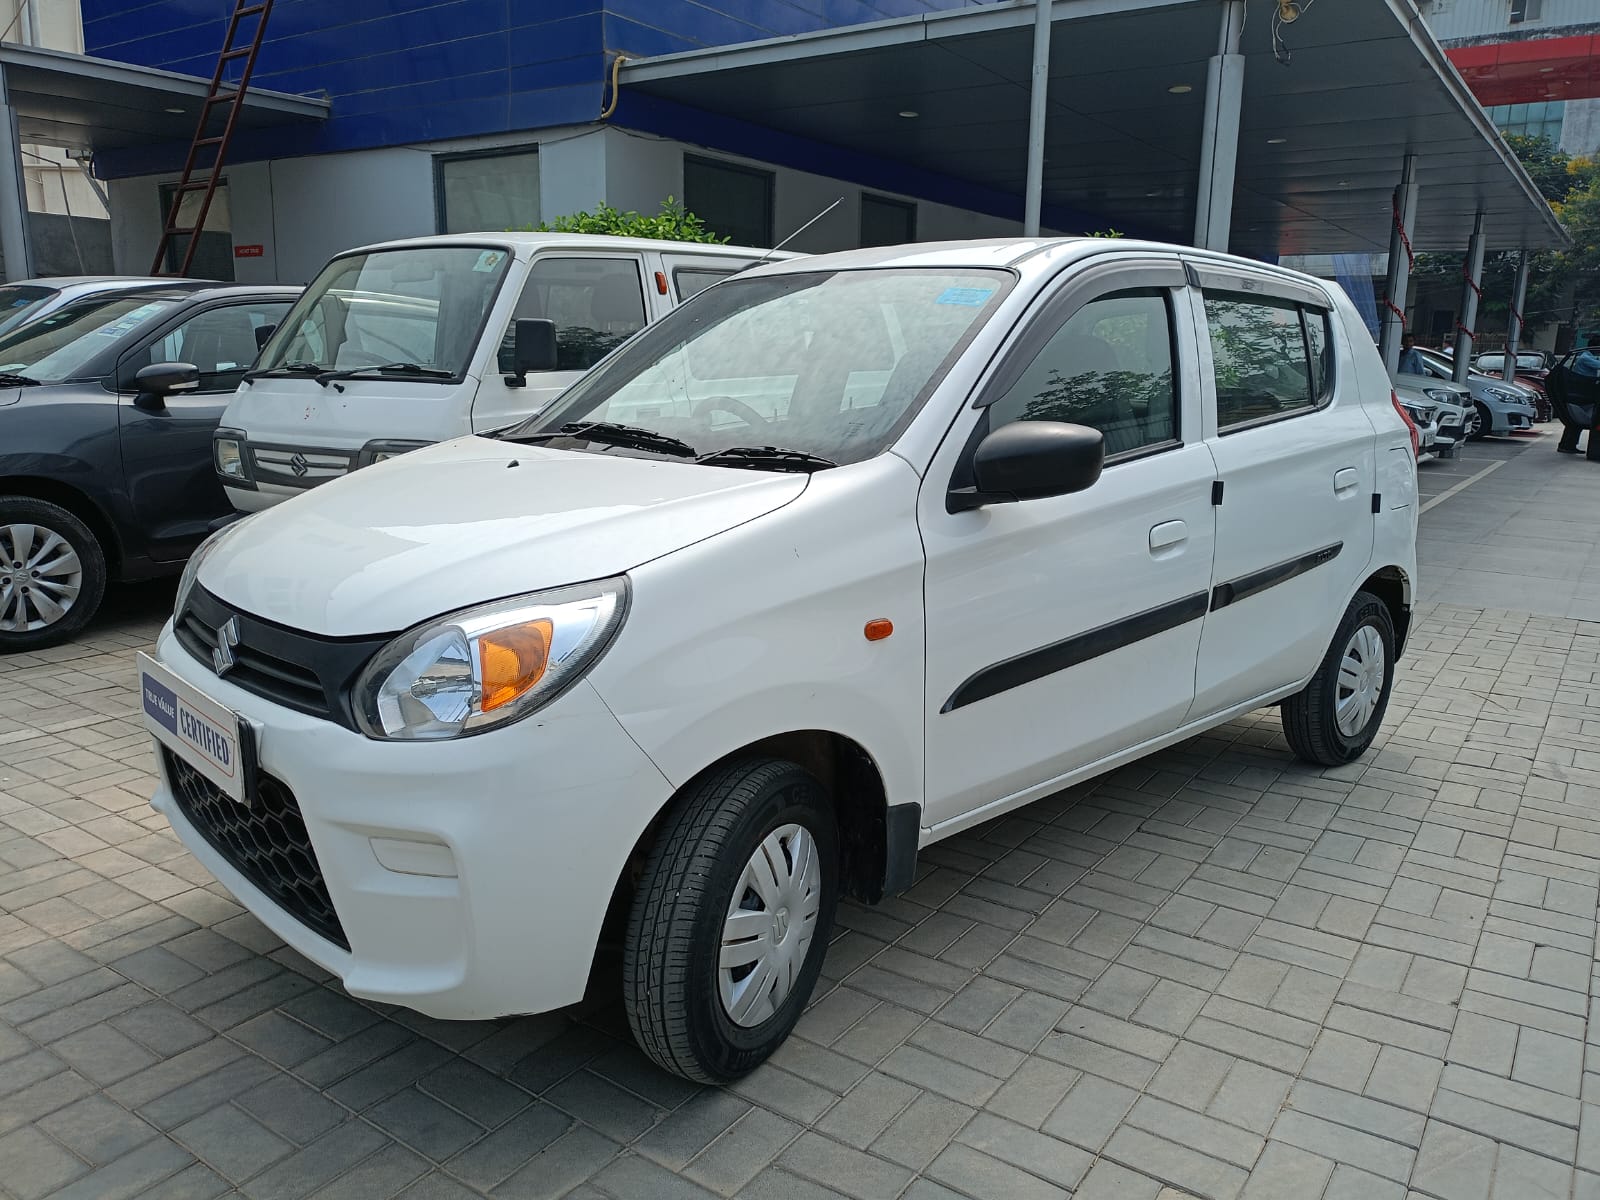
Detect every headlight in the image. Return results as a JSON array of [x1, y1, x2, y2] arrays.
[[354, 578, 628, 740], [174, 530, 229, 618], [1487, 387, 1521, 402], [1422, 388, 1455, 403], [357, 439, 431, 468], [213, 428, 253, 487]]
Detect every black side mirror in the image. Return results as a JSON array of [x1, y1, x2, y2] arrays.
[[132, 362, 200, 410], [254, 324, 276, 352], [505, 318, 558, 387], [948, 421, 1104, 513]]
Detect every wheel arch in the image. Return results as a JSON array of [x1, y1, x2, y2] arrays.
[[1358, 565, 1411, 657], [0, 475, 123, 575]]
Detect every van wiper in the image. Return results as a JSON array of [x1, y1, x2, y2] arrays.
[[0, 372, 40, 386], [512, 421, 696, 459], [314, 362, 455, 390], [241, 361, 324, 385], [696, 446, 836, 472]]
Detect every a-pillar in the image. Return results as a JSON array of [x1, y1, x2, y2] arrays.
[[1504, 250, 1531, 383], [1193, 0, 1245, 251], [1452, 211, 1487, 384], [0, 65, 33, 283], [1022, 0, 1052, 237], [1378, 154, 1418, 376]]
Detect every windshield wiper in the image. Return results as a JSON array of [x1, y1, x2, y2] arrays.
[[0, 372, 40, 387], [511, 421, 696, 459], [314, 362, 455, 389], [696, 445, 837, 473], [241, 361, 323, 385]]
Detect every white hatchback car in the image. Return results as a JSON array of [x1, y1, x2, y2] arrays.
[[139, 238, 1419, 1082]]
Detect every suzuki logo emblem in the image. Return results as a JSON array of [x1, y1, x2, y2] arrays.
[[212, 616, 240, 675], [288, 453, 310, 477]]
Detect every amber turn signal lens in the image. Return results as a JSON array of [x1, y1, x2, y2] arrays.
[[479, 619, 553, 711], [864, 619, 894, 642]]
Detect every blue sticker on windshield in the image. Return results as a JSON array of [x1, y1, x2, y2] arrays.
[[473, 250, 506, 273], [936, 287, 993, 306]]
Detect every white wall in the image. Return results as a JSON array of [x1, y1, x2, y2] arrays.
[[106, 176, 163, 274]]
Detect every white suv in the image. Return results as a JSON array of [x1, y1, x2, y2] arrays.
[[139, 238, 1419, 1083]]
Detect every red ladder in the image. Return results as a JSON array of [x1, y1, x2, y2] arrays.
[[150, 0, 276, 276]]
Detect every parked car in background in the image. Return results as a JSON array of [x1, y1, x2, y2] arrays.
[[215, 233, 798, 512], [140, 238, 1417, 1083], [1394, 376, 1467, 459], [1402, 346, 1537, 439], [0, 276, 183, 338], [0, 284, 297, 651], [1474, 350, 1551, 419]]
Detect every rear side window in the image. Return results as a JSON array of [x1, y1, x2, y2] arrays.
[[502, 257, 647, 373], [673, 267, 736, 301], [1204, 290, 1334, 430]]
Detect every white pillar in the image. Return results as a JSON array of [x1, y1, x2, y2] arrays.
[[1022, 0, 1052, 238], [1378, 154, 1419, 376], [1504, 250, 1530, 382], [0, 65, 33, 283], [1452, 212, 1486, 384], [1193, 0, 1246, 251]]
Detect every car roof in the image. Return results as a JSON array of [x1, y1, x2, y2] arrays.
[[338, 232, 799, 261], [6, 276, 178, 289]]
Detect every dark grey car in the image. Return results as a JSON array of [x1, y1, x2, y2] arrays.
[[0, 284, 298, 651]]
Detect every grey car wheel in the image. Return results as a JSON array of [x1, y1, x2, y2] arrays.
[[0, 498, 107, 652]]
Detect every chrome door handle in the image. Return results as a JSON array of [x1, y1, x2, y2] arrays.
[[1334, 468, 1360, 495], [1150, 520, 1188, 553]]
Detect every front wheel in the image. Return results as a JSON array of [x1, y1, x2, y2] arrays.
[[1281, 591, 1396, 766], [0, 497, 108, 653], [1466, 401, 1491, 441], [623, 757, 838, 1083]]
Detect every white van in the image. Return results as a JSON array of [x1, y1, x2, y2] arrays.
[[213, 233, 791, 510], [142, 238, 1417, 1083]]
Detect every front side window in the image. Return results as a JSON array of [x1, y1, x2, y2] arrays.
[[0, 296, 180, 383], [987, 290, 1178, 458], [1205, 290, 1332, 429], [499, 257, 646, 373], [259, 246, 512, 380], [516, 268, 1012, 467], [437, 148, 539, 233], [138, 302, 293, 392]]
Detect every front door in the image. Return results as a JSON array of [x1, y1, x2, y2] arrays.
[[920, 261, 1218, 831], [470, 253, 649, 431], [1186, 266, 1377, 718], [117, 299, 290, 561]]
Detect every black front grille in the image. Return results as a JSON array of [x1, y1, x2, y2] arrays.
[[164, 748, 349, 950], [175, 587, 392, 730]]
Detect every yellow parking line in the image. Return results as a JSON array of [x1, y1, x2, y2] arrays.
[[1420, 460, 1505, 514]]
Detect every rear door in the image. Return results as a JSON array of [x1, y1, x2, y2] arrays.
[[471, 252, 650, 430], [661, 252, 759, 307], [1186, 264, 1376, 719]]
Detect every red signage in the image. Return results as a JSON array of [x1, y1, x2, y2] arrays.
[[234, 244, 265, 258]]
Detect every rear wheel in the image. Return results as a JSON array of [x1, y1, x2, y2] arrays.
[[0, 498, 107, 653], [623, 757, 838, 1083], [1281, 591, 1396, 766]]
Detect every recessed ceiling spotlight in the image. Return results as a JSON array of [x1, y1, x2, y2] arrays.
[[164, 107, 184, 114], [898, 110, 919, 118], [1167, 84, 1193, 95], [1267, 136, 1288, 144]]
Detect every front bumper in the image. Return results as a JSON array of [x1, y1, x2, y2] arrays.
[[146, 622, 674, 1019]]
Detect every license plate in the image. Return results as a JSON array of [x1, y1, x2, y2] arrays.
[[138, 652, 247, 803]]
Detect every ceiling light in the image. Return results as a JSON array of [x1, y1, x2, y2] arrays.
[[164, 107, 184, 114], [1167, 84, 1193, 95], [1338, 180, 1350, 187], [898, 110, 918, 118], [1539, 66, 1556, 73], [1146, 190, 1161, 197], [1267, 137, 1288, 144], [1278, 0, 1302, 22]]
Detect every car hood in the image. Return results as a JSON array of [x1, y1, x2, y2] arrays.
[[200, 436, 809, 636], [0, 386, 18, 408]]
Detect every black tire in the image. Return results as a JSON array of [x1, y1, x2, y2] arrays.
[[1281, 591, 1396, 767], [1466, 401, 1491, 441], [0, 497, 107, 653], [623, 757, 838, 1083]]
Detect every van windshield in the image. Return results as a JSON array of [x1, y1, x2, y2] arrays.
[[509, 268, 1012, 468], [0, 295, 179, 383], [256, 245, 512, 381]]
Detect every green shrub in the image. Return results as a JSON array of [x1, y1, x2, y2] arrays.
[[527, 197, 727, 243]]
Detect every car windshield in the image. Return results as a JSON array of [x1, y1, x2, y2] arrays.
[[257, 245, 512, 380], [512, 268, 1012, 467], [0, 295, 179, 383], [0, 284, 55, 337]]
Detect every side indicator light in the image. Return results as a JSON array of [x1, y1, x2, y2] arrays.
[[654, 270, 668, 295], [864, 619, 893, 642]]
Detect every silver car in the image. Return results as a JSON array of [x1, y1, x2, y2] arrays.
[[1402, 347, 1537, 440], [0, 276, 180, 338], [1394, 376, 1468, 458]]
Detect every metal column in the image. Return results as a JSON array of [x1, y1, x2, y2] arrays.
[[0, 65, 32, 284], [1378, 154, 1419, 376], [1452, 211, 1486, 384], [1504, 250, 1530, 382], [1193, 0, 1246, 251], [1022, 0, 1052, 238]]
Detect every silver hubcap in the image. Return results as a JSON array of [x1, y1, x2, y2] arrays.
[[719, 823, 822, 1027], [1467, 408, 1483, 436], [0, 523, 82, 633], [1335, 623, 1386, 738]]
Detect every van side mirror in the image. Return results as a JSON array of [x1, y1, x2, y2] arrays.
[[504, 318, 558, 387], [947, 421, 1104, 513], [254, 324, 276, 352], [131, 362, 200, 410]]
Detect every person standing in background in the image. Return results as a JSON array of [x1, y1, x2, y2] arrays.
[[1551, 339, 1600, 459], [1397, 332, 1425, 376]]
